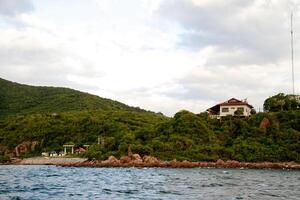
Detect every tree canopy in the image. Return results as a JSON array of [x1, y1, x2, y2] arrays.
[[264, 93, 300, 112]]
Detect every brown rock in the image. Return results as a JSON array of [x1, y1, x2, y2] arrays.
[[198, 162, 209, 167], [15, 142, 30, 157], [181, 160, 197, 168], [107, 156, 119, 164], [102, 156, 120, 165], [131, 154, 143, 164], [291, 164, 300, 169], [131, 154, 142, 161], [216, 159, 225, 166], [260, 117, 270, 129], [120, 156, 131, 163], [15, 141, 40, 157], [170, 159, 179, 168], [143, 156, 158, 164], [132, 160, 143, 165], [156, 160, 166, 167], [226, 160, 241, 168]]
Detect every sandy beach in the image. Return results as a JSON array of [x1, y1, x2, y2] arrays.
[[16, 157, 88, 165]]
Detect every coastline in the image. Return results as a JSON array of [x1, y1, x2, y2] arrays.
[[9, 156, 300, 170], [13, 157, 88, 165]]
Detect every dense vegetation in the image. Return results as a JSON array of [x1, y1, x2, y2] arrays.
[[0, 78, 299, 163], [84, 109, 299, 162], [264, 93, 300, 112], [0, 107, 299, 163], [0, 110, 167, 159], [0, 78, 148, 118]]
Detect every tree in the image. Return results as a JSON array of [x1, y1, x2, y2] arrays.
[[264, 93, 300, 112], [250, 109, 257, 115]]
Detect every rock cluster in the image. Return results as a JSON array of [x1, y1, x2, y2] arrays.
[[60, 155, 300, 170], [260, 117, 270, 129], [15, 141, 39, 157]]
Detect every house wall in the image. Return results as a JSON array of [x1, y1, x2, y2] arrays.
[[209, 114, 220, 119], [219, 105, 251, 117]]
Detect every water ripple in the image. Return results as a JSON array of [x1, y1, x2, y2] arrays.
[[0, 166, 299, 199]]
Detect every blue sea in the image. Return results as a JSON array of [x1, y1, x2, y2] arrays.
[[0, 165, 299, 199]]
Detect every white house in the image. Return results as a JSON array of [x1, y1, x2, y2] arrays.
[[207, 98, 253, 119]]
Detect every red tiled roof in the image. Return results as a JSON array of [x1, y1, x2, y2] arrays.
[[207, 98, 253, 112]]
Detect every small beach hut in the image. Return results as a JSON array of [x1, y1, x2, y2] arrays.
[[63, 144, 75, 154]]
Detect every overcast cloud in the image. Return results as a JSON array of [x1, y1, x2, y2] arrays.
[[0, 0, 299, 116], [0, 0, 33, 16]]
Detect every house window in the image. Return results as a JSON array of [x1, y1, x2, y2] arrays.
[[237, 107, 244, 112], [222, 108, 229, 112]]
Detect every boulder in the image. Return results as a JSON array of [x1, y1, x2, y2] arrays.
[[131, 154, 143, 164], [216, 159, 225, 166], [181, 160, 197, 168], [15, 141, 39, 157], [198, 162, 209, 167], [170, 159, 179, 168], [260, 117, 270, 129], [131, 154, 142, 161], [120, 156, 131, 163], [143, 156, 158, 164], [225, 160, 241, 168], [107, 156, 119, 164], [15, 142, 30, 157]]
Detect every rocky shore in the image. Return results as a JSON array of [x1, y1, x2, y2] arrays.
[[60, 154, 300, 170], [9, 154, 300, 170]]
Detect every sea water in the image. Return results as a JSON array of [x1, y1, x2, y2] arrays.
[[0, 165, 299, 199]]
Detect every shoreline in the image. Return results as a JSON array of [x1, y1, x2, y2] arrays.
[[12, 157, 88, 165], [61, 160, 300, 170], [8, 156, 300, 170]]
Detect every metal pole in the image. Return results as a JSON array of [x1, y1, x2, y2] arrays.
[[291, 12, 295, 95]]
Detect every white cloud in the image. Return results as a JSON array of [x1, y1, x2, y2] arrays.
[[0, 0, 299, 116]]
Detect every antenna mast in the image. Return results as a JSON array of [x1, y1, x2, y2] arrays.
[[291, 12, 295, 95]]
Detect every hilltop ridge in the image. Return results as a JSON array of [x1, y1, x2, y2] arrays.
[[0, 78, 152, 118]]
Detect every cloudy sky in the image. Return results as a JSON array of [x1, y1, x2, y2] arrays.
[[0, 0, 299, 116]]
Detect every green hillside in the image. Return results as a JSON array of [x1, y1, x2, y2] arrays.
[[0, 110, 168, 157], [0, 78, 299, 163], [0, 78, 149, 118], [0, 109, 299, 162]]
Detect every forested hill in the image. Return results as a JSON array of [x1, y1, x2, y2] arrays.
[[0, 82, 299, 163], [0, 78, 151, 118]]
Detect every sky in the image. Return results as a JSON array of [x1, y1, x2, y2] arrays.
[[0, 0, 299, 116]]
